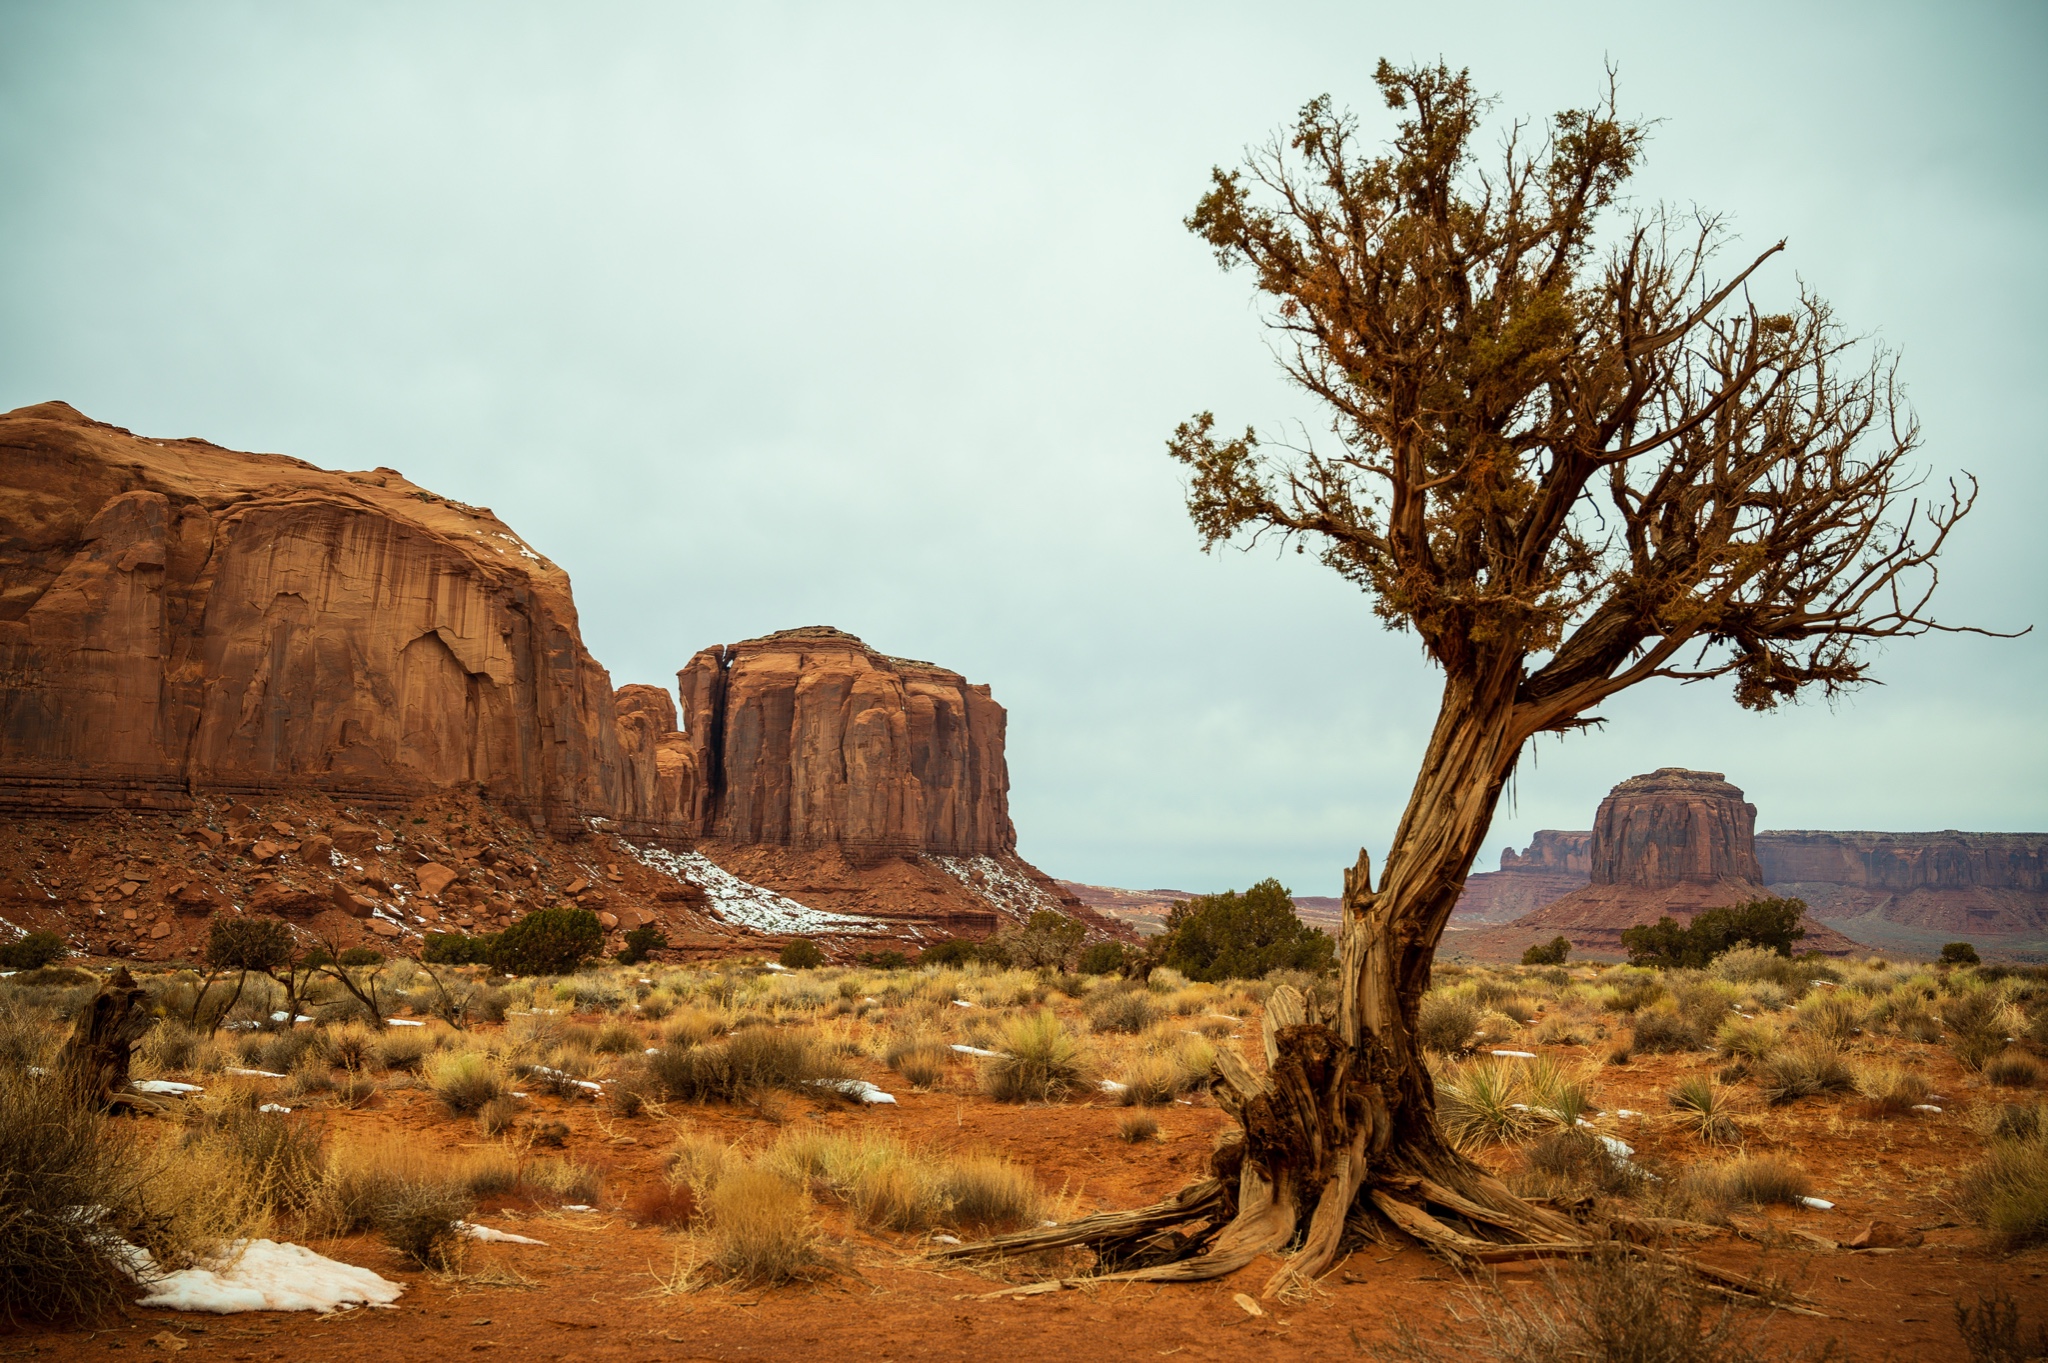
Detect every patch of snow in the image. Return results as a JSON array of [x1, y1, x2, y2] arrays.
[[811, 1078, 897, 1105], [931, 1234, 962, 1246], [457, 1221, 546, 1246], [1098, 1080, 1129, 1094], [1490, 1050, 1537, 1059], [227, 1067, 286, 1079], [616, 842, 888, 937], [925, 854, 1062, 924], [951, 1044, 1005, 1058], [133, 1080, 203, 1096], [951, 999, 973, 1008], [764, 962, 788, 972], [386, 1018, 425, 1027], [1912, 1104, 1942, 1114], [258, 1104, 291, 1114], [1800, 1197, 1834, 1211], [561, 1204, 595, 1212], [131, 1239, 404, 1314], [1615, 1109, 1642, 1119]]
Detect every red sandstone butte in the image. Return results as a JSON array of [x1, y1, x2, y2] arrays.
[[0, 401, 674, 840]]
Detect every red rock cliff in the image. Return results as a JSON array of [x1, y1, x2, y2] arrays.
[[677, 626, 1014, 857], [1588, 769, 1763, 886], [0, 401, 668, 837]]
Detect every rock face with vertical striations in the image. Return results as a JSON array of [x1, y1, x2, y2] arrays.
[[1450, 831, 1594, 924], [1468, 769, 1860, 956], [0, 401, 664, 837], [676, 626, 1014, 857]]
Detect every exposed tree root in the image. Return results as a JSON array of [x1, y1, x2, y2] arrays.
[[938, 987, 1813, 1313]]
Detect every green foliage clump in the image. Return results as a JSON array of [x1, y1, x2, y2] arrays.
[[421, 931, 496, 966], [917, 938, 1006, 969], [490, 907, 603, 975], [1941, 941, 1981, 966], [777, 939, 826, 970], [1621, 898, 1809, 969], [0, 930, 65, 970], [615, 924, 667, 965], [1079, 941, 1129, 975], [1521, 936, 1571, 967], [1157, 879, 1333, 982], [1001, 911, 1086, 971], [337, 946, 384, 967], [207, 916, 295, 973]]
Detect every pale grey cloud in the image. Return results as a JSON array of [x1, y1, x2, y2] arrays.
[[3, 2, 2042, 895]]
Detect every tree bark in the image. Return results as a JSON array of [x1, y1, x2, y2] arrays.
[[59, 967, 157, 1112]]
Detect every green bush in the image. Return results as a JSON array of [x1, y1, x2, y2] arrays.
[[207, 916, 295, 973], [917, 938, 1006, 969], [855, 948, 911, 969], [777, 939, 826, 970], [1157, 879, 1333, 982], [421, 930, 496, 965], [490, 907, 603, 975], [337, 946, 384, 967], [1521, 936, 1572, 967], [1621, 898, 1809, 969], [1941, 941, 1981, 966], [1000, 911, 1086, 971], [617, 924, 668, 965], [1079, 941, 1129, 975], [0, 930, 66, 970]]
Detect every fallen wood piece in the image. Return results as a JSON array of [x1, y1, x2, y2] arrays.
[[929, 1178, 1227, 1260]]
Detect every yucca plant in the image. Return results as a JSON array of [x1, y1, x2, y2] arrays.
[[1437, 1057, 1533, 1151], [1669, 1076, 1741, 1144]]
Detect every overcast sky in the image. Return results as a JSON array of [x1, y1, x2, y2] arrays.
[[4, 3, 2042, 896]]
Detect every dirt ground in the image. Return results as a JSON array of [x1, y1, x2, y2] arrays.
[[8, 981, 2046, 1363]]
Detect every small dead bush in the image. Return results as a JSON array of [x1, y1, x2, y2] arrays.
[[1085, 988, 1157, 1035], [1984, 1051, 2042, 1089], [0, 1070, 145, 1325], [1962, 1123, 2048, 1251], [1117, 1110, 1160, 1142], [980, 1010, 1089, 1103], [1418, 993, 1481, 1054], [624, 1181, 698, 1228], [1689, 1155, 1813, 1210], [375, 1179, 474, 1269], [702, 1166, 821, 1284], [1629, 1008, 1701, 1054], [1755, 1042, 1856, 1105], [424, 1050, 506, 1115], [1855, 1063, 1933, 1117]]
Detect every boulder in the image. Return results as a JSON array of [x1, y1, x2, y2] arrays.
[[1845, 1219, 1923, 1250], [415, 862, 459, 897], [330, 823, 381, 854], [330, 883, 376, 918], [368, 919, 401, 938]]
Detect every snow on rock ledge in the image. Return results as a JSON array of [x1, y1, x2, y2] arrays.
[[620, 842, 887, 936], [926, 855, 1061, 924]]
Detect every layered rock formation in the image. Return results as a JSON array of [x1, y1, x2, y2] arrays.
[[1453, 831, 1594, 924], [0, 401, 667, 838], [677, 627, 1012, 857], [1757, 831, 2048, 949], [1475, 769, 1858, 956]]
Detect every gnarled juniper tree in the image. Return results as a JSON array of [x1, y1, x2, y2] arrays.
[[943, 59, 1999, 1298]]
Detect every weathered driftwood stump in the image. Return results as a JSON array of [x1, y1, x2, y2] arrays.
[[58, 967, 156, 1112]]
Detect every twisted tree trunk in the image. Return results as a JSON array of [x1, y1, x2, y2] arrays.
[[59, 967, 157, 1112]]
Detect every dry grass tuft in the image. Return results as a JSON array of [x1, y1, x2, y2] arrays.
[[701, 1165, 821, 1284], [424, 1050, 506, 1115], [1755, 1041, 1856, 1105], [980, 1010, 1089, 1103], [1117, 1110, 1160, 1142]]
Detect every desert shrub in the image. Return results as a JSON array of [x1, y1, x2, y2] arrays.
[[1531, 1014, 1588, 1047], [980, 1009, 1089, 1103], [491, 907, 603, 976], [1086, 987, 1158, 1035], [337, 947, 383, 967], [1986, 1052, 2042, 1089], [1855, 1063, 1933, 1117], [940, 1154, 1041, 1231], [1755, 1041, 1856, 1105], [1518, 1129, 1642, 1199], [1690, 1154, 1813, 1209], [1117, 1110, 1159, 1142], [1114, 1053, 1184, 1106], [702, 1165, 821, 1284], [1953, 1285, 2048, 1363], [1963, 1120, 2048, 1250], [1598, 976, 1666, 1014], [373, 1028, 432, 1072], [884, 1038, 951, 1090], [1629, 1008, 1701, 1054], [916, 938, 1008, 969], [424, 1050, 505, 1115], [1621, 898, 1810, 969], [1715, 1016, 1781, 1061], [0, 1070, 149, 1324], [521, 1155, 602, 1205], [0, 930, 66, 970], [778, 939, 826, 970], [616, 924, 668, 965], [1438, 1057, 1534, 1150], [1079, 941, 1129, 975], [625, 1180, 698, 1228], [999, 911, 1086, 971], [1521, 936, 1572, 967], [646, 1027, 845, 1104], [319, 1022, 376, 1070], [1793, 990, 1864, 1042], [475, 1095, 518, 1137], [1669, 1077, 1740, 1144], [1155, 879, 1333, 982], [593, 1020, 643, 1055], [421, 931, 494, 966], [1941, 941, 1982, 966], [1419, 993, 1482, 1054], [375, 1179, 474, 1269]]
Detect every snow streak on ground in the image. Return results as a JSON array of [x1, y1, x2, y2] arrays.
[[925, 855, 1061, 924], [618, 842, 887, 937]]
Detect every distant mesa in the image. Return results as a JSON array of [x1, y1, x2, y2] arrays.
[[1449, 767, 2047, 961]]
